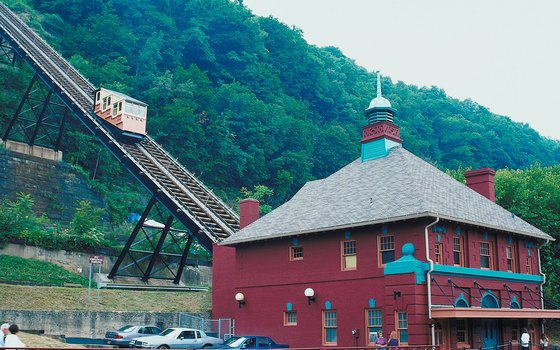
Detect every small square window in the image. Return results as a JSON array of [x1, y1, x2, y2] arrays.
[[290, 246, 303, 261], [283, 311, 297, 326]]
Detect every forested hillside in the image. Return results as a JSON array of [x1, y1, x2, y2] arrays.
[[2, 0, 559, 208], [2, 0, 560, 301]]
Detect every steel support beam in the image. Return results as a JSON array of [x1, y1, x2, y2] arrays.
[[54, 108, 69, 151], [108, 197, 157, 279], [3, 72, 37, 140], [29, 89, 52, 146], [174, 233, 194, 284], [142, 214, 175, 281]]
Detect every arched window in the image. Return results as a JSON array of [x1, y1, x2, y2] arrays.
[[481, 292, 499, 308], [455, 293, 470, 307], [510, 297, 521, 309]]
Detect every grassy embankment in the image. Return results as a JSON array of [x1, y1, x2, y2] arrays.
[[0, 255, 210, 312]]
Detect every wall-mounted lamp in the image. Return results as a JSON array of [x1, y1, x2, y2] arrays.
[[235, 292, 246, 308], [304, 288, 316, 305], [393, 291, 401, 300]]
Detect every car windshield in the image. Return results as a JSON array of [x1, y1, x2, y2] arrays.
[[223, 337, 247, 347], [160, 329, 177, 337], [118, 325, 135, 332]]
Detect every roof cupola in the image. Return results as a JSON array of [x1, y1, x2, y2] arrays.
[[361, 73, 402, 162]]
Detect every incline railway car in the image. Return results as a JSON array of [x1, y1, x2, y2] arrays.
[[94, 88, 147, 139]]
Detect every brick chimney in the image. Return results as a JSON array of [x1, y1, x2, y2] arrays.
[[239, 199, 260, 229], [465, 168, 496, 202]]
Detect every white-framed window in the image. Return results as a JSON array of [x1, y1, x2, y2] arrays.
[[290, 246, 303, 261], [342, 240, 357, 270], [453, 236, 464, 266], [397, 311, 408, 344], [526, 256, 533, 274], [480, 241, 493, 269], [322, 310, 337, 345], [435, 243, 443, 264], [379, 235, 395, 265], [506, 245, 516, 272], [283, 311, 297, 326], [366, 309, 382, 346]]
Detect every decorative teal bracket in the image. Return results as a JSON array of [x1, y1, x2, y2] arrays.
[[384, 243, 429, 284]]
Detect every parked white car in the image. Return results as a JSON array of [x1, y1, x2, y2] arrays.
[[130, 328, 223, 349]]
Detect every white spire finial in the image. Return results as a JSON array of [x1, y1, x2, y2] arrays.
[[377, 73, 382, 97]]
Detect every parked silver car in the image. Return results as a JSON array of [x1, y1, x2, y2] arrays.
[[105, 325, 163, 347], [131, 328, 223, 349]]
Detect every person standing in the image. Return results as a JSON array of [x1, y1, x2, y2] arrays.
[[521, 328, 530, 350], [375, 331, 388, 350], [388, 331, 399, 347], [4, 324, 25, 348], [540, 334, 549, 350], [0, 323, 10, 346]]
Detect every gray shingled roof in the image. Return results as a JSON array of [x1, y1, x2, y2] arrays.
[[224, 146, 553, 245]]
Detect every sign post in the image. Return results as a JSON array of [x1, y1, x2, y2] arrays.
[[88, 255, 104, 305]]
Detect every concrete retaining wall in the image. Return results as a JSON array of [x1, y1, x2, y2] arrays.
[[0, 242, 213, 285], [0, 310, 209, 338], [0, 242, 114, 277]]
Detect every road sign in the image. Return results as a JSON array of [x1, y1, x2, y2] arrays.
[[89, 255, 104, 264]]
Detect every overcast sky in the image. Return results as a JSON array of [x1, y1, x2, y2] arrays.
[[243, 0, 560, 141]]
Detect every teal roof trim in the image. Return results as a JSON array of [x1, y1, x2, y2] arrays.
[[384, 254, 429, 284], [432, 264, 544, 283], [361, 138, 400, 162]]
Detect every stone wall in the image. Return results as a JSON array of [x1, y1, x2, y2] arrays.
[[0, 145, 106, 224], [0, 310, 209, 338]]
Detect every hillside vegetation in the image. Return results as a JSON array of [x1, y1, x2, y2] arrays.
[[1, 0, 559, 211], [1, 0, 560, 302], [0, 254, 89, 286]]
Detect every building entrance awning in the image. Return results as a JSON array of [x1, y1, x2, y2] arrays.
[[431, 307, 560, 319]]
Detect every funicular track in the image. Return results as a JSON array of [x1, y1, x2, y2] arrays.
[[0, 4, 239, 264]]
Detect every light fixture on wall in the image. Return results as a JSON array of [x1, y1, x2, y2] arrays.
[[235, 292, 246, 308], [304, 288, 316, 305], [393, 291, 401, 300]]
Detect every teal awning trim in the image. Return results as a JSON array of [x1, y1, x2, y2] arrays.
[[432, 264, 544, 283]]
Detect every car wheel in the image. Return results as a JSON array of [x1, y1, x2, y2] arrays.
[[202, 344, 212, 349], [157, 346, 170, 349]]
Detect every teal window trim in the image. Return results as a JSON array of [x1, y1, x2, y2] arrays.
[[432, 264, 544, 283], [455, 293, 469, 307], [481, 291, 500, 308]]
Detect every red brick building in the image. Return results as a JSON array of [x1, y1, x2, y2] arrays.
[[212, 75, 559, 349]]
